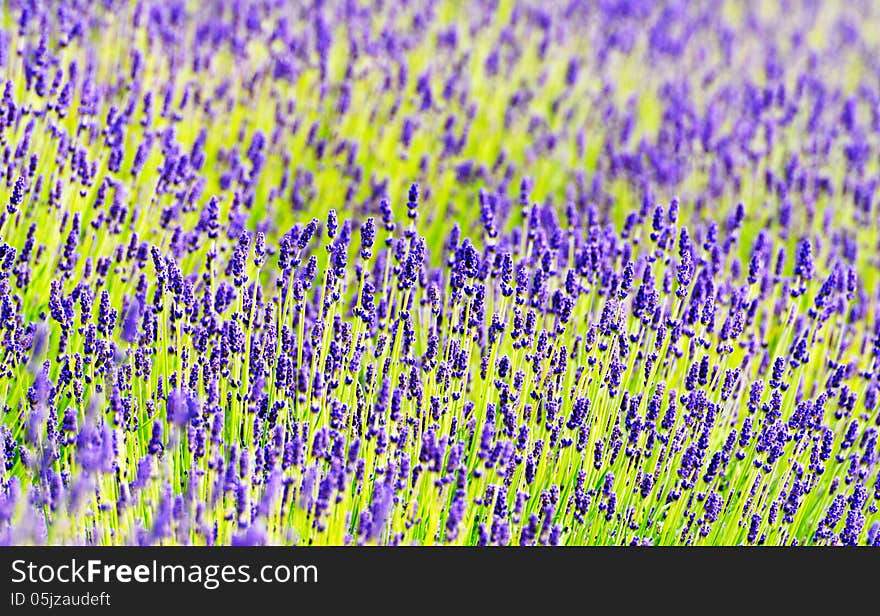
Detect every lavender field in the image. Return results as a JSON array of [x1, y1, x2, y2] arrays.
[[0, 0, 878, 546]]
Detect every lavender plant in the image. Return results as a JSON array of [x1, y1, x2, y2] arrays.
[[0, 0, 878, 546]]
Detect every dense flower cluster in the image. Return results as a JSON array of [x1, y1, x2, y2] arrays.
[[0, 0, 879, 546]]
